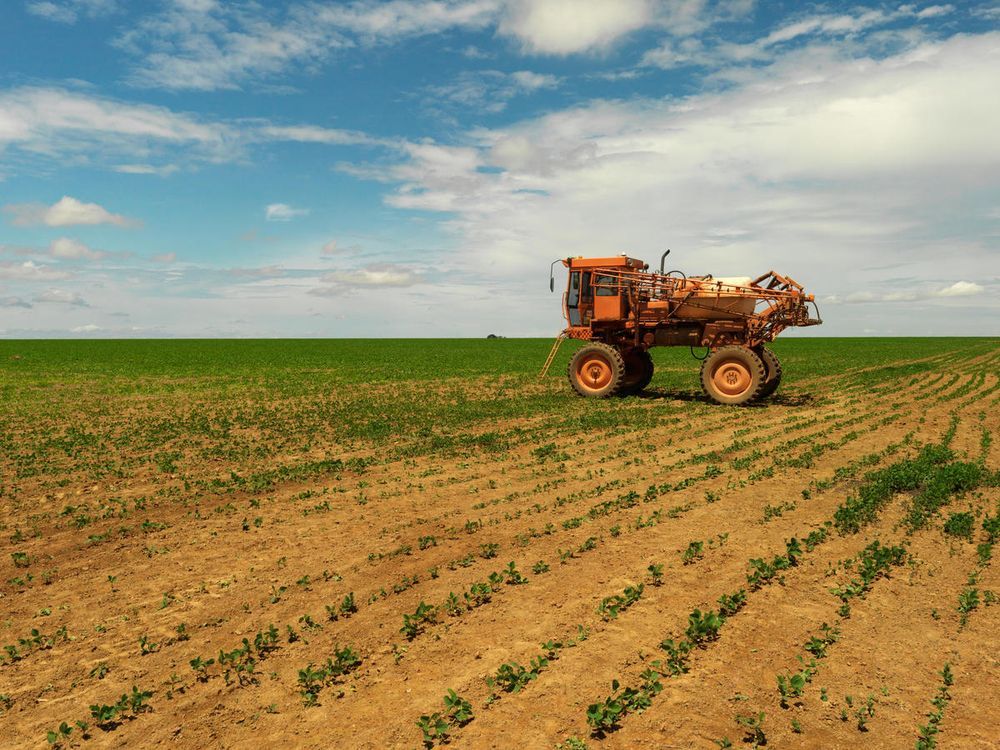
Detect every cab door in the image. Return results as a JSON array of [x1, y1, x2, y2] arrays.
[[566, 271, 581, 325], [566, 271, 594, 326], [593, 273, 624, 320]]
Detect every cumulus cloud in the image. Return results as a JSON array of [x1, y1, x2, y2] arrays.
[[265, 203, 309, 221], [499, 0, 653, 55], [310, 263, 421, 295], [3, 196, 137, 227], [49, 237, 106, 260], [70, 323, 102, 332], [935, 280, 984, 297], [35, 288, 89, 306]]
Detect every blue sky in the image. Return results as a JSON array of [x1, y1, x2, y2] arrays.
[[0, 0, 997, 337]]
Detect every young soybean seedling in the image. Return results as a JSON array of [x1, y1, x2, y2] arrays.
[[46, 721, 72, 747], [416, 713, 450, 747], [647, 563, 664, 586], [504, 562, 528, 585], [443, 689, 474, 726], [735, 711, 766, 746], [128, 686, 153, 713], [681, 541, 704, 565], [190, 656, 215, 681], [138, 635, 159, 655]]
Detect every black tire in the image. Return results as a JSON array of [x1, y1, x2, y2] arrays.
[[568, 343, 625, 398], [755, 346, 782, 400], [619, 349, 654, 395], [700, 346, 766, 405]]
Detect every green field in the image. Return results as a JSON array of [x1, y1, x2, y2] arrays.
[[0, 337, 997, 749]]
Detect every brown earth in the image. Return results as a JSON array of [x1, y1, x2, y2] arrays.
[[1, 348, 998, 750]]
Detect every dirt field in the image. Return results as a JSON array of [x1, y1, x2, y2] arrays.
[[1, 338, 997, 749]]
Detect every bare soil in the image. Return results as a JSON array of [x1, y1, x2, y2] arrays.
[[1, 346, 998, 749]]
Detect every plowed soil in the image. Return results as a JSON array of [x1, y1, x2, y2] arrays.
[[1, 338, 997, 749]]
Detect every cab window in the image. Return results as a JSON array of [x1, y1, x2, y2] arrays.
[[594, 274, 617, 296]]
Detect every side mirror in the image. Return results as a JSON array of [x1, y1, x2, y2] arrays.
[[548, 259, 560, 292], [549, 277, 554, 292]]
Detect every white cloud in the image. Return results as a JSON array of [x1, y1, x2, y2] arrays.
[[112, 1, 738, 92], [934, 280, 984, 297], [265, 203, 309, 221], [321, 240, 342, 255], [226, 265, 286, 279], [641, 5, 952, 70], [49, 237, 106, 261], [151, 252, 177, 263], [116, 0, 500, 91], [500, 0, 653, 55], [347, 32, 1000, 334], [0, 260, 73, 281], [916, 5, 954, 20], [25, 0, 118, 24], [827, 280, 988, 304], [3, 196, 137, 227], [426, 69, 560, 113], [311, 263, 421, 295], [314, 0, 500, 41], [113, 163, 180, 176], [0, 85, 404, 178], [70, 323, 102, 332], [258, 125, 389, 147], [35, 288, 89, 306], [0, 86, 232, 170]]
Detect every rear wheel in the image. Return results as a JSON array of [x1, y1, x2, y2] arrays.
[[619, 349, 654, 395], [754, 346, 782, 400], [700, 346, 765, 405], [568, 343, 625, 398]]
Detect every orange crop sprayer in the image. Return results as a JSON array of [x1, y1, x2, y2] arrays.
[[543, 250, 822, 405]]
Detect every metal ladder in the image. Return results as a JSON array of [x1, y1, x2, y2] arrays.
[[539, 333, 567, 377]]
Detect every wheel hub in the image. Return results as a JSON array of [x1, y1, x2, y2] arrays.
[[712, 360, 752, 396], [578, 356, 612, 390]]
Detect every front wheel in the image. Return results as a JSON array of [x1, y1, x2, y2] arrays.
[[568, 343, 625, 398], [700, 346, 766, 405]]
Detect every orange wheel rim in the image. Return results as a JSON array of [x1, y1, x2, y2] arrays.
[[712, 360, 752, 396], [577, 355, 613, 392]]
